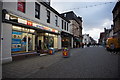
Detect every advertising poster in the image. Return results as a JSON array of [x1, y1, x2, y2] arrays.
[[12, 31, 22, 52]]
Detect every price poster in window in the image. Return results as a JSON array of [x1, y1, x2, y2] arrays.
[[12, 31, 22, 52]]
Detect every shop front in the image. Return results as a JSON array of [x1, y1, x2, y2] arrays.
[[11, 26, 36, 54], [2, 9, 60, 59], [61, 31, 72, 48], [37, 32, 58, 52], [73, 37, 81, 48]]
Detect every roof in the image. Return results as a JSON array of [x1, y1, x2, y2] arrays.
[[60, 11, 82, 25]]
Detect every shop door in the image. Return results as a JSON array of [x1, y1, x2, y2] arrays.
[[21, 33, 27, 52]]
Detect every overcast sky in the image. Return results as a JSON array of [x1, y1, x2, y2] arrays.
[[51, 0, 117, 42]]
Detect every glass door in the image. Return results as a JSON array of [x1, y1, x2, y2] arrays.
[[21, 33, 28, 52]]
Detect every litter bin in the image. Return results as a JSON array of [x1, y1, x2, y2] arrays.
[[62, 48, 70, 58], [49, 48, 55, 55]]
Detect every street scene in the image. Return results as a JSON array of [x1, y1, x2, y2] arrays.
[[0, 0, 120, 79]]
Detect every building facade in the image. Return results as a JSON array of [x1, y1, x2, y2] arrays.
[[98, 25, 114, 46], [1, 0, 71, 63], [82, 34, 90, 45], [98, 32, 105, 45], [60, 11, 83, 48], [112, 1, 120, 42]]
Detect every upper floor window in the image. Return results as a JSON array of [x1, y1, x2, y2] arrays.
[[35, 2, 40, 19], [67, 23, 68, 31], [17, 0, 25, 13], [47, 10, 50, 23], [64, 21, 66, 30], [62, 20, 64, 29], [55, 15, 58, 26]]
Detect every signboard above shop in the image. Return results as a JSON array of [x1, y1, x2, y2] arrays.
[[5, 13, 59, 33]]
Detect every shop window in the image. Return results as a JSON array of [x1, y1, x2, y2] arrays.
[[12, 26, 35, 53], [17, 0, 26, 13], [44, 36, 54, 49], [35, 2, 40, 19], [12, 31, 22, 52], [47, 10, 50, 23]]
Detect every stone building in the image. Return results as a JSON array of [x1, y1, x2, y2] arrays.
[[112, 1, 120, 39], [60, 11, 83, 48]]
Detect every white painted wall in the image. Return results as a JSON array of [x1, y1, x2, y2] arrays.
[[2, 0, 61, 31], [82, 34, 90, 45], [0, 1, 2, 79], [1, 23, 12, 63]]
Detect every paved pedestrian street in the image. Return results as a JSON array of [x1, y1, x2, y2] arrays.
[[2, 46, 120, 78]]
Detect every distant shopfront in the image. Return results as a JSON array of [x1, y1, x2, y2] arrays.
[[61, 31, 72, 48], [73, 37, 81, 48]]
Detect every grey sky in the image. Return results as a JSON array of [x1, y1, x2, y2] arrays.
[[51, 0, 117, 42]]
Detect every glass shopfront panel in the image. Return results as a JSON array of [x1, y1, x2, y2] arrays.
[[12, 31, 22, 52], [12, 26, 35, 53], [44, 36, 54, 49]]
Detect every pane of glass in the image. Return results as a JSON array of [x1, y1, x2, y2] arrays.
[[11, 31, 22, 52], [28, 34, 33, 51], [21, 33, 27, 51]]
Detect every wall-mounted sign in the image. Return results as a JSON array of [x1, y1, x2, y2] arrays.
[[17, 0, 25, 13], [18, 18, 27, 24], [27, 21, 33, 26], [5, 13, 59, 33]]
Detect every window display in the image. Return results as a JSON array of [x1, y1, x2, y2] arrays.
[[44, 36, 54, 49], [12, 26, 35, 53], [12, 31, 22, 52]]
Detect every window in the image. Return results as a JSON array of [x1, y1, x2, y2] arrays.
[[64, 21, 66, 30], [17, 0, 25, 13], [64, 14, 66, 17], [55, 15, 58, 26], [62, 20, 64, 29], [35, 2, 40, 19], [47, 10, 50, 23], [67, 23, 68, 31]]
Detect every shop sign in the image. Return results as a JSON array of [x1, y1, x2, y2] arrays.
[[27, 21, 33, 26], [36, 25, 44, 29], [5, 14, 10, 20], [6, 13, 59, 33], [18, 18, 27, 24], [17, 0, 25, 13], [52, 29, 55, 32]]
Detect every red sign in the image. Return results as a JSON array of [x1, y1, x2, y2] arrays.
[[17, 0, 25, 13], [27, 21, 33, 26], [52, 29, 55, 32]]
